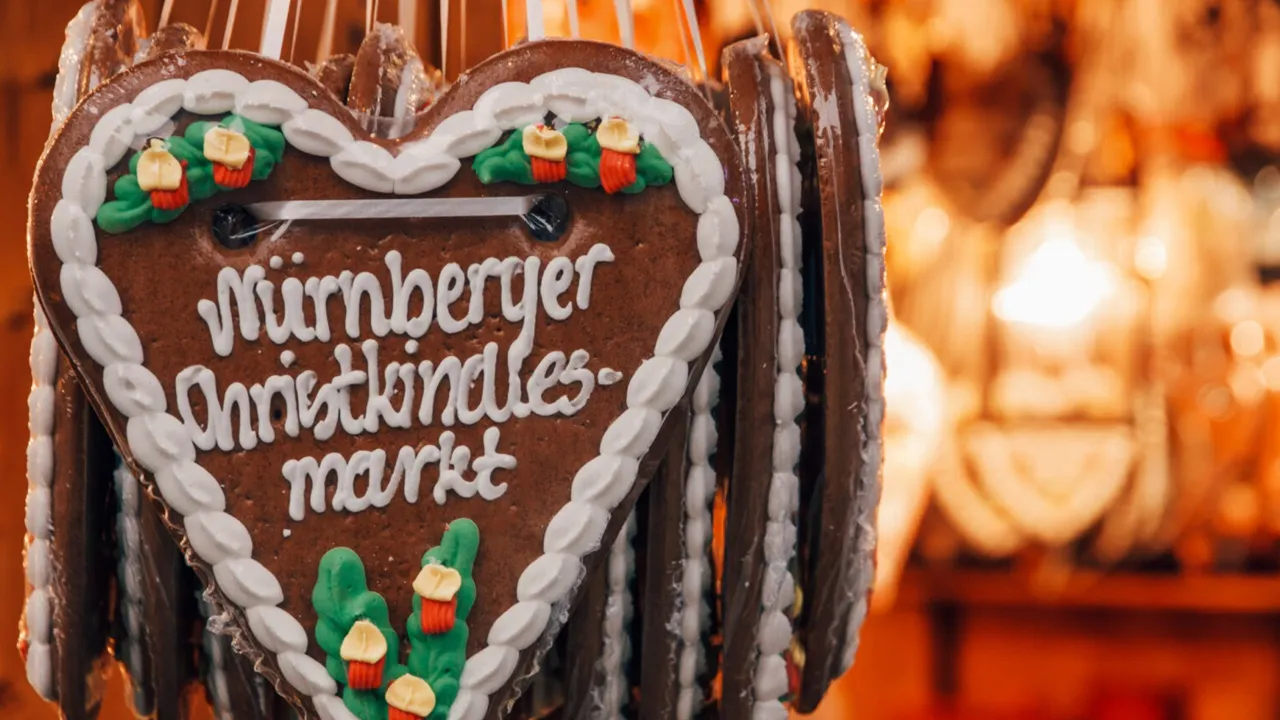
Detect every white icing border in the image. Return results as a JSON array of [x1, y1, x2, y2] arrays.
[[46, 64, 740, 720], [676, 345, 719, 720], [751, 66, 804, 719], [595, 511, 635, 718], [24, 306, 57, 701], [834, 23, 888, 674], [50, 2, 96, 128], [22, 2, 100, 699], [200, 598, 234, 720], [113, 456, 148, 710]]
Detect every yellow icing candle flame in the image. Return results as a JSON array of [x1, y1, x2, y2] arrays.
[[137, 139, 183, 192], [339, 619, 388, 664], [413, 564, 462, 602], [385, 674, 436, 715], [522, 125, 568, 162], [596, 117, 639, 155], [204, 126, 252, 169]]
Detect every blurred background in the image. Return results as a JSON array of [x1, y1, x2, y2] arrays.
[[5, 0, 1280, 718]]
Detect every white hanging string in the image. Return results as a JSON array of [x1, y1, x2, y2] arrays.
[[221, 0, 241, 49], [441, 0, 449, 80], [316, 0, 338, 62], [744, 0, 764, 38], [260, 0, 292, 59], [613, 0, 633, 48], [366, 0, 375, 33], [158, 0, 176, 28], [565, 0, 580, 37], [672, 0, 695, 78], [526, 0, 545, 41], [203, 0, 221, 41], [288, 0, 304, 61], [501, 0, 510, 48], [679, 0, 707, 83], [758, 0, 785, 65], [461, 0, 468, 71], [399, 0, 418, 46]]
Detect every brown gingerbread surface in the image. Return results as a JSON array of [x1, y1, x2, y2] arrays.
[[720, 36, 788, 718], [791, 10, 879, 712], [30, 41, 747, 717]]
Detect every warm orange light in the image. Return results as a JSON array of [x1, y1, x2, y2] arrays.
[[993, 218, 1116, 330]]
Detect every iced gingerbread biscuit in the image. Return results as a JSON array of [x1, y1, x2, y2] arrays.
[[112, 453, 205, 720], [311, 54, 356, 105], [201, 593, 298, 720], [33, 4, 210, 718], [561, 380, 721, 720], [135, 22, 205, 61], [636, 359, 723, 720], [628, 81, 730, 720], [347, 23, 443, 138], [70, 0, 147, 104], [29, 37, 748, 720], [561, 505, 638, 720], [561, 375, 721, 720], [788, 10, 889, 712], [718, 36, 805, 720], [123, 19, 217, 720], [22, 2, 149, 717]]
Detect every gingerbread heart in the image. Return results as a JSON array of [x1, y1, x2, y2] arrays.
[[789, 11, 889, 712], [29, 40, 747, 720]]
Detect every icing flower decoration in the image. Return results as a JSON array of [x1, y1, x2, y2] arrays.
[[187, 115, 284, 191], [473, 120, 671, 194], [413, 564, 462, 635], [203, 126, 255, 189], [136, 139, 189, 210], [339, 619, 388, 690], [522, 124, 568, 183], [311, 548, 405, 720], [385, 674, 437, 720], [96, 115, 285, 234], [595, 117, 641, 194]]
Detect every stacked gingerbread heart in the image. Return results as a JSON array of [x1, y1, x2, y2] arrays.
[[20, 3, 886, 720]]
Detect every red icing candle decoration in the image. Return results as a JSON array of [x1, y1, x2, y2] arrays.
[[414, 563, 464, 635], [149, 163, 190, 211], [346, 656, 385, 690], [339, 619, 388, 690], [599, 149, 637, 194], [522, 124, 569, 184], [531, 156, 567, 183], [213, 147, 256, 189], [204, 125, 256, 189], [136, 139, 189, 210], [419, 596, 458, 635], [386, 674, 436, 719], [596, 117, 641, 194]]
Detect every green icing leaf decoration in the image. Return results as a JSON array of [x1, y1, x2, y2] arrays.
[[95, 114, 285, 235], [309, 522, 479, 720], [625, 142, 675, 193], [97, 136, 206, 234], [472, 121, 674, 194], [312, 548, 405, 720], [563, 123, 602, 189], [406, 519, 480, 720], [185, 114, 287, 184], [472, 130, 535, 185]]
